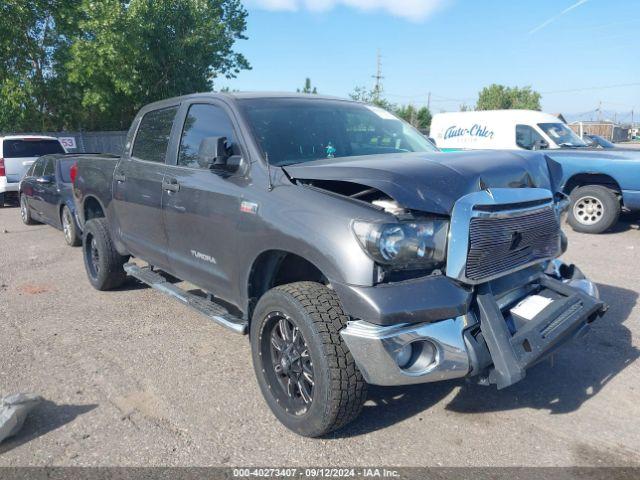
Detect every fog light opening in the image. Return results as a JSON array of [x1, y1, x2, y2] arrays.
[[394, 343, 413, 369], [396, 340, 437, 374]]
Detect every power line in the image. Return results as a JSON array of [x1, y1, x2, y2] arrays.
[[541, 82, 640, 94]]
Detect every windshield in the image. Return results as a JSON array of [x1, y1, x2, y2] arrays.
[[537, 123, 588, 148], [237, 98, 437, 166], [585, 135, 615, 148], [3, 139, 64, 158]]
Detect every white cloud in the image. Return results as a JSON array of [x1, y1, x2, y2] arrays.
[[245, 0, 451, 22]]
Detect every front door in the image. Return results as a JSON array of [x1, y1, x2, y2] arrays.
[[112, 105, 179, 269], [162, 102, 245, 299]]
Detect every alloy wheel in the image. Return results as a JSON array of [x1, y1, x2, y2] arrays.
[[261, 312, 315, 415], [62, 209, 73, 243], [573, 196, 604, 225], [20, 197, 28, 222]]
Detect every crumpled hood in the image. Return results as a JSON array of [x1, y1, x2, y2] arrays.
[[283, 150, 554, 215]]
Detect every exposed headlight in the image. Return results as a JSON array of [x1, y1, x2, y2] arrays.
[[353, 219, 449, 269]]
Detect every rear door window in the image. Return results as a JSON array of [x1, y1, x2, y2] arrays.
[[132, 107, 179, 163], [3, 139, 64, 158], [43, 158, 55, 177], [32, 158, 46, 177]]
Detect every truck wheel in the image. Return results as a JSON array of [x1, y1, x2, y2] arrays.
[[82, 218, 128, 290], [568, 185, 620, 234], [61, 206, 81, 246], [20, 195, 37, 225], [0, 193, 5, 207], [250, 282, 367, 437]]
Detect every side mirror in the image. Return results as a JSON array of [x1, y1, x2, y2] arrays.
[[532, 139, 549, 150], [198, 136, 245, 174], [36, 175, 54, 184], [198, 136, 230, 168]]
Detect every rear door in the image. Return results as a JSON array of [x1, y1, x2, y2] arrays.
[[161, 101, 244, 297], [2, 138, 65, 183], [39, 158, 62, 225], [112, 105, 179, 270]]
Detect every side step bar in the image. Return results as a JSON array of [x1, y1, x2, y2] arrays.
[[124, 263, 248, 334]]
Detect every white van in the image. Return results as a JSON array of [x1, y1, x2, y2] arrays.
[[430, 110, 587, 151], [0, 135, 66, 206]]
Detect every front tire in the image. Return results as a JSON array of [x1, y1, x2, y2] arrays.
[[82, 218, 129, 290], [568, 185, 620, 234], [20, 194, 37, 225], [250, 282, 367, 437], [61, 206, 81, 246]]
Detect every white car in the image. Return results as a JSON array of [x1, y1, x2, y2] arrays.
[[0, 136, 66, 206]]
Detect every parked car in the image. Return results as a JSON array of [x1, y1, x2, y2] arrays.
[[430, 110, 640, 233], [582, 134, 615, 149], [0, 136, 66, 206], [72, 93, 606, 437], [19, 154, 83, 246]]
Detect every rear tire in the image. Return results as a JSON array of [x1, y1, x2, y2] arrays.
[[0, 192, 6, 208], [61, 206, 81, 246], [568, 185, 620, 234], [20, 194, 37, 225], [250, 281, 367, 437], [82, 218, 129, 290]]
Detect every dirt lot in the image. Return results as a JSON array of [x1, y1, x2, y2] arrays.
[[0, 206, 638, 467]]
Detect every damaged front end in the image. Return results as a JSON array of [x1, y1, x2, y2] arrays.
[[295, 178, 605, 389]]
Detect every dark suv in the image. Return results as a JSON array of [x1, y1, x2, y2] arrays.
[[71, 93, 606, 437]]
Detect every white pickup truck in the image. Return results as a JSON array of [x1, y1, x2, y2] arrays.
[[0, 135, 66, 206]]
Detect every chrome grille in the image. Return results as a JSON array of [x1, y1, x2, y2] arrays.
[[465, 206, 560, 282]]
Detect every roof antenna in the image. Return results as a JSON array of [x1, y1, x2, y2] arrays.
[[266, 152, 274, 191]]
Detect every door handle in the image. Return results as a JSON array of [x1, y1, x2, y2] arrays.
[[114, 171, 126, 183], [162, 178, 180, 193]]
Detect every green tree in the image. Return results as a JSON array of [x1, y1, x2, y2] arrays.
[[395, 105, 432, 130], [349, 86, 395, 111], [0, 0, 250, 132], [297, 77, 317, 94], [0, 0, 82, 131], [67, 0, 250, 130], [476, 84, 541, 111]]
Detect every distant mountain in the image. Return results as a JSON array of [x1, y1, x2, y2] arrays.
[[563, 110, 636, 125]]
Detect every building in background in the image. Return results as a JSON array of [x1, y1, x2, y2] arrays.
[[569, 120, 630, 142]]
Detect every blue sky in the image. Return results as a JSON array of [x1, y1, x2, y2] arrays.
[[221, 0, 640, 122]]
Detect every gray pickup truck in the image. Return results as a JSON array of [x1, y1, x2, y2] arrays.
[[72, 93, 606, 437]]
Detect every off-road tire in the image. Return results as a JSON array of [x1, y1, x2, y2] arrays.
[[20, 194, 37, 225], [0, 192, 5, 207], [82, 218, 128, 290], [61, 206, 81, 246], [568, 185, 620, 234], [250, 281, 367, 437]]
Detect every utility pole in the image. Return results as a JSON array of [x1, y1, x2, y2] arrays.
[[427, 92, 431, 111], [372, 50, 384, 104]]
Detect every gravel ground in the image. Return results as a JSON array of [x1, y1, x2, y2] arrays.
[[0, 206, 638, 467]]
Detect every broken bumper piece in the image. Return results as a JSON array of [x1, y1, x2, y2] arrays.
[[340, 261, 606, 388]]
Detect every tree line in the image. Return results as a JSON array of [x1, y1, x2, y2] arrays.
[[0, 0, 250, 132], [1, 0, 542, 135]]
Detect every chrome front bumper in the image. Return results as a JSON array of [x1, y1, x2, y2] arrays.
[[341, 260, 603, 387]]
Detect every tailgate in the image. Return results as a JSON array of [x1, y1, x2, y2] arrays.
[[4, 157, 36, 182]]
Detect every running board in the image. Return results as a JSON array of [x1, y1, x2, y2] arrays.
[[124, 263, 248, 334]]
